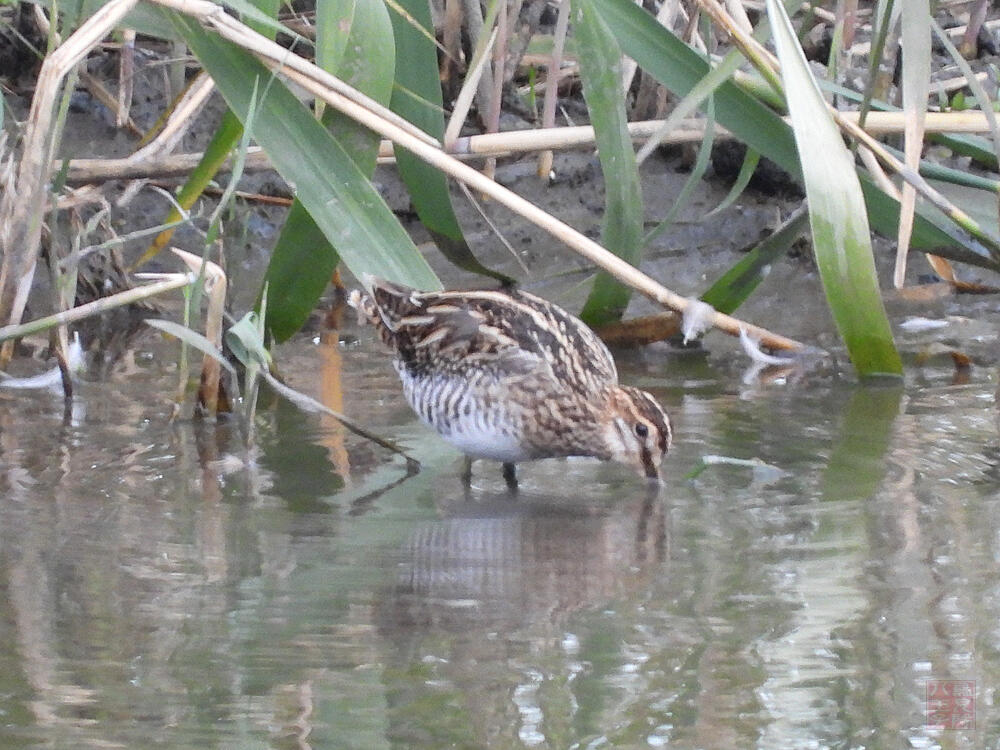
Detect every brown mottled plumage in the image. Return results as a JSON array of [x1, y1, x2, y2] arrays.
[[349, 275, 672, 487]]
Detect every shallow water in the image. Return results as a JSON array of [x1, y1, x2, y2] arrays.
[[0, 314, 998, 749]]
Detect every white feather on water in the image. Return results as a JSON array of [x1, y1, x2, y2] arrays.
[[0, 333, 85, 390]]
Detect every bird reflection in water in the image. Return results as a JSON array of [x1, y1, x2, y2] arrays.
[[377, 486, 666, 633], [373, 486, 668, 746]]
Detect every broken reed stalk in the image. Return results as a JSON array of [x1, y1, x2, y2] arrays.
[[0, 0, 139, 366], [127, 71, 216, 163], [30, 4, 143, 136], [171, 248, 227, 414], [149, 0, 803, 351]]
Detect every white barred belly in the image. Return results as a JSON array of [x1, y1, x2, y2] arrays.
[[396, 365, 531, 463]]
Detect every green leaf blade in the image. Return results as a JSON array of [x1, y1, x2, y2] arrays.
[[573, 0, 644, 327], [315, 0, 357, 75], [169, 10, 441, 312], [592, 0, 998, 269], [145, 318, 236, 374], [263, 0, 397, 340], [700, 207, 809, 314], [388, 0, 511, 282], [264, 200, 341, 341], [766, 0, 901, 376]]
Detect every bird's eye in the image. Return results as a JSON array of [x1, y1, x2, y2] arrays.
[[634, 423, 649, 438]]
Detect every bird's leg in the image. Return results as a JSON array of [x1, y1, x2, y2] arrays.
[[461, 456, 474, 486], [502, 462, 518, 492]]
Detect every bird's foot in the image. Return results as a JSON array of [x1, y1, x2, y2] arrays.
[[502, 462, 518, 493]]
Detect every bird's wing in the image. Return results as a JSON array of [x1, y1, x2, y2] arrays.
[[363, 281, 618, 388]]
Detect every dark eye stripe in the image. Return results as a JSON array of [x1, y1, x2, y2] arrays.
[[658, 421, 669, 453], [643, 394, 670, 453], [623, 386, 671, 456]]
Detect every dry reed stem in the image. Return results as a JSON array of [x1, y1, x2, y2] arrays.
[[66, 148, 270, 181], [862, 131, 958, 284], [858, 145, 896, 195], [537, 0, 571, 179], [742, 1, 837, 24], [930, 19, 1000, 203], [441, 0, 464, 89], [482, 0, 508, 182], [31, 4, 142, 136], [837, 109, 1000, 256], [451, 118, 712, 154], [0, 274, 196, 343], [162, 0, 439, 148], [63, 72, 219, 183], [62, 108, 998, 183], [697, 0, 780, 75], [118, 28, 137, 128], [0, 0, 139, 366], [836, 0, 860, 49], [79, 71, 143, 135], [842, 109, 997, 133], [725, 0, 754, 35], [962, 0, 989, 57], [501, 0, 531, 86], [933, 71, 990, 95], [456, 0, 493, 119], [894, 9, 932, 289], [191, 186, 293, 206], [129, 71, 216, 162], [147, 0, 802, 351], [64, 121, 712, 181], [595, 311, 682, 346], [444, 26, 498, 149]]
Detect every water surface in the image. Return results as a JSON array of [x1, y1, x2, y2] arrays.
[[0, 316, 997, 749]]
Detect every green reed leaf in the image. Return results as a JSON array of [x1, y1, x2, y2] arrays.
[[168, 9, 441, 311], [263, 0, 396, 341], [700, 206, 810, 315], [593, 0, 999, 271], [706, 148, 761, 218], [145, 318, 236, 374], [387, 0, 512, 284], [766, 0, 901, 376], [573, 0, 644, 327]]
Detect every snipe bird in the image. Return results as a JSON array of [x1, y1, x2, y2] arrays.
[[349, 276, 672, 489]]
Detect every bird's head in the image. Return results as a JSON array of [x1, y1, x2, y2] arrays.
[[602, 386, 672, 480]]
